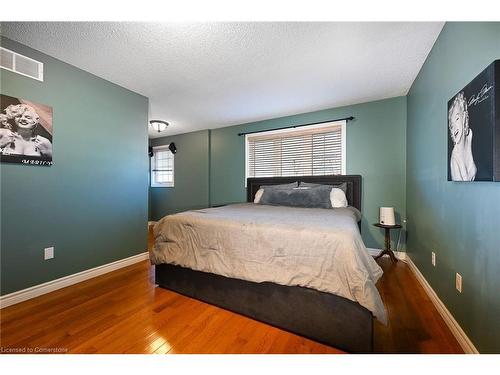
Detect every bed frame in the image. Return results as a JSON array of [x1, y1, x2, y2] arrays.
[[155, 174, 374, 353]]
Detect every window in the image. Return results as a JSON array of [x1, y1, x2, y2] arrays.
[[245, 121, 346, 180], [150, 145, 174, 187]]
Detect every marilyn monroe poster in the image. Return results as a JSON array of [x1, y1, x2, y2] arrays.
[[448, 60, 499, 182], [0, 94, 53, 166]]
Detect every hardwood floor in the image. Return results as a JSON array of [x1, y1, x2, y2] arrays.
[[373, 257, 462, 353], [0, 230, 463, 354]]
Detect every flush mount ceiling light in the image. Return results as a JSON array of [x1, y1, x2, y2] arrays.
[[149, 120, 169, 133]]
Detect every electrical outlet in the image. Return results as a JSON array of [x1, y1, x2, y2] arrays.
[[44, 247, 54, 260], [456, 273, 462, 293], [431, 252, 436, 267]]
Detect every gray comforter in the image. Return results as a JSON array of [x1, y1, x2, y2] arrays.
[[151, 203, 387, 323]]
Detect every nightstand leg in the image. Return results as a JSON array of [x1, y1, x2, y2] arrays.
[[374, 228, 398, 262]]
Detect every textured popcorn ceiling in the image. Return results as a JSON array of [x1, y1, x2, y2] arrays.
[[1, 22, 443, 137]]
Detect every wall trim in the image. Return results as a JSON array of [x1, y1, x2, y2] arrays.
[[404, 254, 479, 354], [367, 247, 478, 353], [0, 251, 149, 309]]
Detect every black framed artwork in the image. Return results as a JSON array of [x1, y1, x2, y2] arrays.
[[0, 94, 53, 166], [448, 60, 500, 182]]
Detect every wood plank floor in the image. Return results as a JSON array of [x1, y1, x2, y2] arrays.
[[0, 231, 463, 354]]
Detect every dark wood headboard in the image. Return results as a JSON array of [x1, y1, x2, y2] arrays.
[[246, 175, 362, 212]]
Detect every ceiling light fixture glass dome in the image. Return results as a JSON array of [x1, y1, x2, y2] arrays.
[[149, 120, 169, 133]]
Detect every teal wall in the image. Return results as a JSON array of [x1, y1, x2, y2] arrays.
[[151, 96, 407, 250], [406, 22, 500, 353], [0, 38, 149, 295], [149, 130, 210, 219]]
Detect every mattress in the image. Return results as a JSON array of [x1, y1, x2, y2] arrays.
[[151, 203, 387, 323]]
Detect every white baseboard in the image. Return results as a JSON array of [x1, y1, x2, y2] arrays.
[[367, 247, 478, 353], [404, 255, 479, 354], [0, 251, 150, 309]]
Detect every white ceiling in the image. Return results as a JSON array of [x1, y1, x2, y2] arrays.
[[1, 22, 443, 137]]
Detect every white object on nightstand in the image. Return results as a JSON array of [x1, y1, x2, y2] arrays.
[[379, 207, 395, 225]]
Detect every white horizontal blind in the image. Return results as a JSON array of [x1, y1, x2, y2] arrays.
[[246, 121, 345, 179], [151, 146, 174, 187]]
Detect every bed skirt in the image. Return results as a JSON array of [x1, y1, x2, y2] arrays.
[[155, 263, 373, 353]]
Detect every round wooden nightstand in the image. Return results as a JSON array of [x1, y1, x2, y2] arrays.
[[373, 223, 402, 263]]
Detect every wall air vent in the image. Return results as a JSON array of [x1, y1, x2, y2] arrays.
[[0, 47, 43, 81]]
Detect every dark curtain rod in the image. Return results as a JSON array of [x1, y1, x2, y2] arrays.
[[237, 116, 355, 136]]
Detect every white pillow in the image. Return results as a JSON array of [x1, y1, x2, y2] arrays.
[[254, 188, 264, 203], [330, 188, 348, 208]]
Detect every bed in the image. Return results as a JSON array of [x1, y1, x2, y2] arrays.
[[151, 175, 386, 353]]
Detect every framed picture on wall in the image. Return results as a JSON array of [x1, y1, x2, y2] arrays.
[[447, 59, 500, 182], [0, 94, 53, 166]]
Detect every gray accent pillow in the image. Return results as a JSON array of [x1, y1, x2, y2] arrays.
[[259, 185, 333, 209], [262, 182, 298, 190], [299, 181, 347, 193]]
